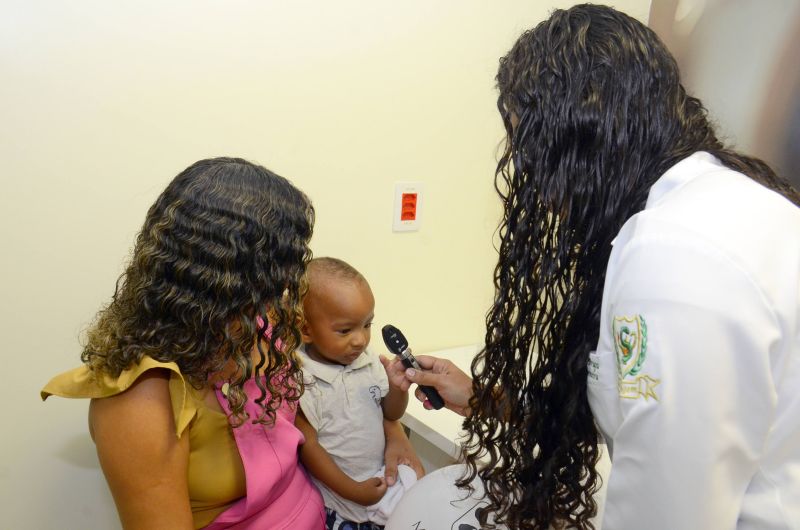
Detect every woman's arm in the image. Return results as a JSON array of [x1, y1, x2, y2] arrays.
[[394, 355, 474, 416], [295, 408, 387, 505], [595, 237, 779, 526], [88, 370, 193, 530], [385, 354, 514, 420]]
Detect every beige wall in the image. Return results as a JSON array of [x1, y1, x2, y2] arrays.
[[649, 0, 800, 185], [0, 1, 650, 527]]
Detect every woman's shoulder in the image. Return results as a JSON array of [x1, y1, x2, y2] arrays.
[[87, 367, 174, 436], [42, 356, 199, 437], [42, 355, 178, 397]]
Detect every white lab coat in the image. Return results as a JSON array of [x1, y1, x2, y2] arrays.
[[587, 152, 800, 528]]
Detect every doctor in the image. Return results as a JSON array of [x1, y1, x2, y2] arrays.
[[396, 5, 800, 529]]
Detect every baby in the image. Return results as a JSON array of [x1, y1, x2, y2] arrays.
[[295, 257, 412, 530]]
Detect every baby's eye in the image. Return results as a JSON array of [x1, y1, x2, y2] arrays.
[[365, 322, 373, 329], [337, 329, 351, 335]]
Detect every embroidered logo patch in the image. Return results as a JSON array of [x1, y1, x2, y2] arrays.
[[368, 385, 382, 407], [613, 315, 660, 401]]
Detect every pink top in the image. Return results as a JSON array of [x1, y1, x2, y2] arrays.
[[204, 377, 325, 529]]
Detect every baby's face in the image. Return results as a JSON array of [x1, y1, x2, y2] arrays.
[[302, 278, 375, 366]]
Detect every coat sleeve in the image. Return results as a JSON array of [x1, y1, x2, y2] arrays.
[[600, 235, 779, 529]]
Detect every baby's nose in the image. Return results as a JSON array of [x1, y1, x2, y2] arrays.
[[351, 330, 369, 347]]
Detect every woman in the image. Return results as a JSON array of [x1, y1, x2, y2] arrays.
[[399, 5, 800, 530], [42, 158, 422, 529]]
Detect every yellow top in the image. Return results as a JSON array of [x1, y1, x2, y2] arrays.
[[41, 357, 245, 528]]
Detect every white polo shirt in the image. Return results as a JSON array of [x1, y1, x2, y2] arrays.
[[588, 152, 800, 528], [298, 346, 389, 522]]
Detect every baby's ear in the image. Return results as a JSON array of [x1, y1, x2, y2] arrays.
[[299, 322, 313, 344]]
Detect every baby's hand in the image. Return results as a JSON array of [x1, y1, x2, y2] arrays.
[[349, 477, 388, 506], [380, 355, 411, 392]]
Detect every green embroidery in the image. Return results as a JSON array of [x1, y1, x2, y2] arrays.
[[614, 315, 648, 378], [613, 314, 659, 401]]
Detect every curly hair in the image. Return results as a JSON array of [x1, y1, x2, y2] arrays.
[[460, 5, 800, 529], [82, 157, 314, 426]]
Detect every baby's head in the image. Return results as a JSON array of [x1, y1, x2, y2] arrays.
[[301, 257, 375, 366]]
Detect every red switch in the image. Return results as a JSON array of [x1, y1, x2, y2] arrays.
[[393, 182, 423, 232], [401, 193, 417, 221]]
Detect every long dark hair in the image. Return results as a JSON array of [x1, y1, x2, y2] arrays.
[[460, 5, 800, 529], [82, 157, 314, 425]]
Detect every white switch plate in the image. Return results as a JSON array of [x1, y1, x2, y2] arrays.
[[393, 181, 423, 232]]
